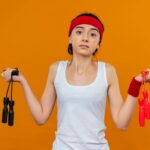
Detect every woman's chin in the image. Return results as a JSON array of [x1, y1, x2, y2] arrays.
[[78, 52, 92, 57]]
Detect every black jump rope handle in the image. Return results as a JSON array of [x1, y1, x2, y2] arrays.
[[2, 68, 19, 126], [8, 100, 15, 126], [2, 97, 9, 123]]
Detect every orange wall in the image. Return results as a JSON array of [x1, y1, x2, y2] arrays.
[[0, 0, 150, 150]]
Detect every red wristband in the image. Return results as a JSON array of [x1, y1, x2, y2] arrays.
[[128, 77, 142, 97]]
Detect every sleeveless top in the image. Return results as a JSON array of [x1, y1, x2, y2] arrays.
[[52, 60, 110, 150]]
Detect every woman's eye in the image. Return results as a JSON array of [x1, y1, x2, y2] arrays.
[[76, 30, 82, 34], [91, 33, 97, 37]]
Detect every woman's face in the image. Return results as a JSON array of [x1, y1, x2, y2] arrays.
[[69, 24, 100, 57]]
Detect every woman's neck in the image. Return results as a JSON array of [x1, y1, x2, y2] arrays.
[[69, 56, 95, 74]]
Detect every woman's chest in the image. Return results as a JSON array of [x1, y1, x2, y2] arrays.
[[66, 68, 97, 86]]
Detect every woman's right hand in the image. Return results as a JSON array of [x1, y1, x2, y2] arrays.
[[1, 68, 24, 83]]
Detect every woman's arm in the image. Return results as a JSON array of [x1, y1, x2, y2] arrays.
[[106, 63, 150, 130], [1, 62, 59, 125]]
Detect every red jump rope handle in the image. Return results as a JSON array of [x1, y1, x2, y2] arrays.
[[142, 90, 150, 119], [139, 105, 145, 127], [138, 98, 145, 127], [142, 90, 148, 98]]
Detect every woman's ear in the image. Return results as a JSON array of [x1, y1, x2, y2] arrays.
[[97, 45, 100, 49], [97, 41, 101, 49]]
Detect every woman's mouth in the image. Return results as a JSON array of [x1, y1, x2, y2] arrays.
[[79, 45, 89, 48]]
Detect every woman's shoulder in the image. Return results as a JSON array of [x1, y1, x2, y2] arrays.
[[48, 60, 67, 80], [104, 62, 117, 85], [47, 61, 59, 81], [49, 61, 59, 71], [105, 62, 116, 72], [49, 60, 67, 69], [98, 61, 115, 70], [99, 61, 116, 76]]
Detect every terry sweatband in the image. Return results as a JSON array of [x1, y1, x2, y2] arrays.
[[128, 77, 142, 97]]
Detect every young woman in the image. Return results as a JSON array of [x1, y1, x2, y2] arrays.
[[1, 13, 150, 150]]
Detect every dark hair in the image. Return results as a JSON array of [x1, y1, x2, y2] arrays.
[[67, 13, 104, 56]]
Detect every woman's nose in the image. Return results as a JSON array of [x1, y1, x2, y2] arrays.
[[82, 33, 89, 42]]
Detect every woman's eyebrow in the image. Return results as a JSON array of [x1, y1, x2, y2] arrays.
[[75, 26, 98, 32], [90, 28, 99, 32]]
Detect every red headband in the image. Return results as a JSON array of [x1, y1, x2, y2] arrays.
[[69, 16, 104, 41]]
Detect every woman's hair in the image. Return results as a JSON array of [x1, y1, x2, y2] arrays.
[[67, 13, 104, 56]]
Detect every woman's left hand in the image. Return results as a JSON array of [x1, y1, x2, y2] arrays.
[[135, 69, 150, 83]]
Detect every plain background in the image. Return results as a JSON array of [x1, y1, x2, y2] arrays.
[[0, 0, 150, 149]]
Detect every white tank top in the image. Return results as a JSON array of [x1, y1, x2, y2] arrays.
[[52, 60, 110, 150]]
